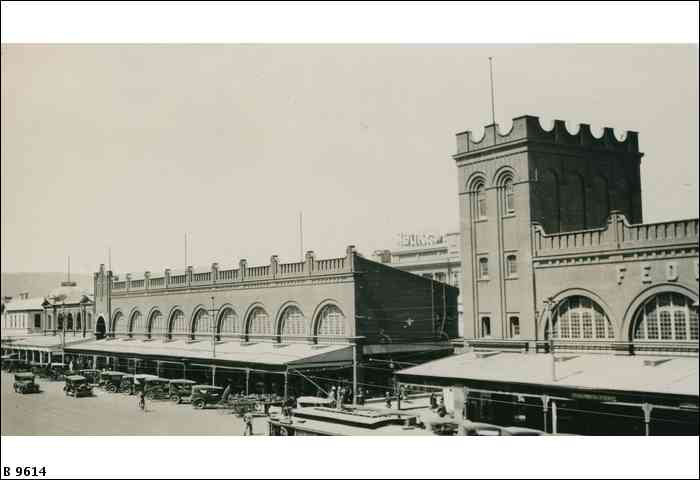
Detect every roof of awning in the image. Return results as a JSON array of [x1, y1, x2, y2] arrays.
[[65, 338, 353, 368]]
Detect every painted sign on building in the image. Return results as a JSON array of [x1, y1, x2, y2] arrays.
[[397, 232, 445, 249]]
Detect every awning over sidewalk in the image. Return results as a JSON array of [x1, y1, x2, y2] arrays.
[[65, 338, 353, 369], [6, 334, 92, 352], [396, 352, 699, 400]]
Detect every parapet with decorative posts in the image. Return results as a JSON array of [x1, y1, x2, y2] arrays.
[[532, 212, 699, 257], [108, 246, 357, 296], [455, 115, 640, 157]]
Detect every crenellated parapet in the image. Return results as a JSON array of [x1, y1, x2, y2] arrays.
[[532, 211, 699, 257], [455, 115, 640, 156], [107, 247, 358, 295]]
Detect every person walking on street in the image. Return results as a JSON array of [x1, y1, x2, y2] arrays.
[[385, 391, 392, 409], [243, 412, 253, 436], [138, 388, 146, 412]]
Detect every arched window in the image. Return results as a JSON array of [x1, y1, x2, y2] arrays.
[[112, 312, 126, 334], [128, 311, 145, 337], [169, 309, 187, 335], [478, 257, 489, 280], [315, 304, 345, 338], [76, 313, 82, 330], [67, 313, 74, 330], [632, 293, 697, 341], [218, 308, 242, 336], [148, 310, 164, 337], [47, 314, 53, 329], [505, 254, 517, 278], [503, 177, 515, 214], [192, 308, 212, 339], [474, 181, 487, 219], [547, 296, 613, 340], [279, 305, 308, 338], [247, 307, 272, 336]]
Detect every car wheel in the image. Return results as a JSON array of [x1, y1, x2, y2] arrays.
[[170, 395, 181, 404], [106, 384, 116, 393], [193, 399, 205, 409]]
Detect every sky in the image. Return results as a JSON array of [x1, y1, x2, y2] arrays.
[[1, 44, 698, 275]]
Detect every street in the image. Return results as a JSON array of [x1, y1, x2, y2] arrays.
[[1, 372, 269, 435]]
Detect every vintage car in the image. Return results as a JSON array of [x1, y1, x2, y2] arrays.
[[120, 373, 159, 394], [99, 371, 126, 393], [143, 377, 170, 400], [168, 379, 197, 404], [13, 372, 40, 394], [64, 375, 93, 397], [190, 385, 224, 409], [48, 362, 67, 381], [79, 369, 101, 385], [4, 359, 30, 373], [1, 353, 19, 370]]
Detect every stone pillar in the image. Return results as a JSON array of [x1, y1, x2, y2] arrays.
[[239, 259, 247, 282], [305, 250, 315, 276], [164, 268, 171, 288], [346, 245, 356, 272], [270, 255, 279, 278], [211, 262, 219, 284], [186, 266, 193, 286]]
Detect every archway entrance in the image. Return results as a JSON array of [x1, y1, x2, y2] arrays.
[[95, 316, 107, 339]]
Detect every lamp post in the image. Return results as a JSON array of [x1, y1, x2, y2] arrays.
[[544, 297, 556, 382], [61, 301, 66, 364], [210, 296, 217, 359]]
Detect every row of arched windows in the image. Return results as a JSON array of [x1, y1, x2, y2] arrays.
[[110, 303, 346, 341], [49, 311, 92, 331], [471, 173, 515, 220], [544, 293, 698, 342]]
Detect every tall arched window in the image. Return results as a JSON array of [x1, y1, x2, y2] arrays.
[[547, 296, 614, 340], [129, 311, 145, 337], [632, 293, 697, 341], [112, 312, 126, 335], [505, 254, 517, 278], [279, 305, 308, 338], [503, 177, 515, 214], [148, 310, 164, 337], [478, 257, 489, 280], [169, 309, 187, 336], [474, 181, 487, 219], [315, 304, 345, 338], [247, 307, 272, 336], [218, 308, 242, 336], [192, 308, 212, 339]]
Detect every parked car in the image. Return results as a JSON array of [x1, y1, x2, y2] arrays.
[[64, 375, 93, 397], [1, 353, 19, 370], [79, 369, 101, 385], [13, 372, 40, 394], [48, 362, 67, 381], [99, 371, 126, 393], [190, 385, 224, 409], [168, 379, 197, 404], [143, 377, 170, 400], [119, 373, 159, 394]]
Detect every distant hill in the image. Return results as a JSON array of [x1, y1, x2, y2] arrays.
[[1, 272, 93, 300]]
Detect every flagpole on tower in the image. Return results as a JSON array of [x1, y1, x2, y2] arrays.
[[488, 56, 496, 125]]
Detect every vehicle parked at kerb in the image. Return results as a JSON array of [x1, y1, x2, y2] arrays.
[[79, 369, 101, 385], [64, 375, 93, 397], [120, 373, 159, 394], [1, 353, 19, 370], [48, 362, 67, 381], [143, 377, 170, 400], [168, 379, 197, 404], [461, 421, 546, 436], [4, 359, 30, 373], [99, 371, 126, 393], [13, 372, 40, 394], [190, 385, 224, 409]]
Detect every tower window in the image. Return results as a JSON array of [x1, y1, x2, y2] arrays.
[[509, 316, 520, 338], [481, 316, 491, 338], [504, 178, 515, 214], [506, 254, 518, 278], [475, 182, 487, 219], [478, 257, 489, 280]]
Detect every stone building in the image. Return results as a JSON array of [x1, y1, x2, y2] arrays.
[[1, 293, 45, 337], [453, 115, 698, 354], [61, 246, 458, 396]]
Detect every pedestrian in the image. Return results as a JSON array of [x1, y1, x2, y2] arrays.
[[243, 411, 253, 436], [357, 389, 364, 406], [429, 392, 437, 410], [138, 388, 146, 412], [385, 391, 392, 409]]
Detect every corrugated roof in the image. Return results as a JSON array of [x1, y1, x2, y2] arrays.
[[4, 297, 46, 311], [396, 352, 699, 398], [65, 338, 353, 367]]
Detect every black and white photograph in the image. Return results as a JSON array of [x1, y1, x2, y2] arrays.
[[1, 2, 698, 479]]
